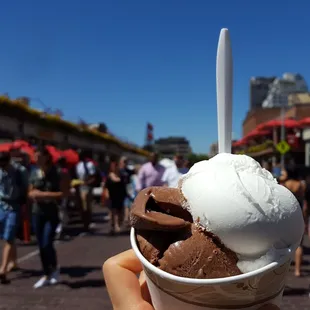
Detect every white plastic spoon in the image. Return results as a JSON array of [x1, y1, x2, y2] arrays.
[[216, 28, 233, 154]]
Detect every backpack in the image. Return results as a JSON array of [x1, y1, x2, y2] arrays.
[[14, 163, 29, 205], [83, 161, 102, 188]]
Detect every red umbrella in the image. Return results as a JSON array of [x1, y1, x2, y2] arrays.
[[0, 143, 12, 152], [45, 145, 62, 163], [244, 129, 271, 141], [256, 123, 267, 131], [11, 140, 29, 149], [232, 138, 247, 147], [20, 145, 36, 164], [282, 119, 299, 128], [260, 120, 281, 129], [62, 149, 79, 166], [298, 117, 310, 128], [257, 119, 299, 130]]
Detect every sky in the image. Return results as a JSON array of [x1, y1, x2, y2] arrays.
[[0, 0, 310, 153]]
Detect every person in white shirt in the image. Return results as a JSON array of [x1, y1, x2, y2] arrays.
[[75, 151, 97, 233], [161, 155, 185, 188]]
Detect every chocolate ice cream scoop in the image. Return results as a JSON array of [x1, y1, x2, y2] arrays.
[[131, 186, 241, 279], [136, 230, 185, 265], [130, 187, 193, 231], [158, 225, 241, 279]]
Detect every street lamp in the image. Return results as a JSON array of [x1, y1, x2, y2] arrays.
[[280, 100, 286, 169]]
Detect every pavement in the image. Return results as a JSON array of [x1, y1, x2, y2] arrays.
[[0, 208, 309, 310], [282, 237, 310, 309]]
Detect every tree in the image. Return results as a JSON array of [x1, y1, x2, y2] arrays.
[[187, 153, 209, 167], [143, 144, 154, 152]]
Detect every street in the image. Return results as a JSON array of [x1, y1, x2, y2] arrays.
[[0, 208, 309, 310]]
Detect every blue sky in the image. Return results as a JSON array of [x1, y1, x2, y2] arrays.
[[0, 0, 309, 153]]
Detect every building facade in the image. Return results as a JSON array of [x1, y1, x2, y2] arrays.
[[154, 136, 191, 158], [262, 73, 308, 108], [288, 93, 310, 106], [209, 142, 218, 157], [243, 104, 310, 136], [0, 96, 149, 162], [249, 76, 276, 110]]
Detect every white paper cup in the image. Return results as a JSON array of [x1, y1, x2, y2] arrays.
[[131, 228, 294, 310]]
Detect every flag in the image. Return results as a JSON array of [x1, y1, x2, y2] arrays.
[[147, 123, 153, 131]]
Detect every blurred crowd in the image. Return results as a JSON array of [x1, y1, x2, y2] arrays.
[[2, 142, 308, 292], [102, 152, 189, 235], [0, 142, 191, 289], [263, 161, 310, 278]]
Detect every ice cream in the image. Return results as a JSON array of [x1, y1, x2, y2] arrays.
[[132, 186, 241, 278], [131, 153, 304, 278], [181, 153, 304, 273]]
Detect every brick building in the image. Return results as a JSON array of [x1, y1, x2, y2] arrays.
[[242, 103, 310, 136], [235, 96, 310, 164]]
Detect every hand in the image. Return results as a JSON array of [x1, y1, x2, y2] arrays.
[[102, 251, 280, 310], [28, 189, 41, 200], [103, 250, 153, 310]]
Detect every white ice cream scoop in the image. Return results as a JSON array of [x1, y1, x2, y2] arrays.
[[180, 153, 304, 273]]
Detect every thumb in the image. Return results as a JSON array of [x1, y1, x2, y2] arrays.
[[103, 250, 153, 310]]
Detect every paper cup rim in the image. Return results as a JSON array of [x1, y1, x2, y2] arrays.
[[130, 227, 294, 285]]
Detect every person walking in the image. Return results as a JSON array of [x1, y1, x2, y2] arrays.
[[6, 146, 30, 273], [135, 152, 165, 192], [161, 154, 185, 188], [0, 151, 28, 284], [282, 167, 307, 277], [29, 146, 69, 288], [103, 160, 127, 235], [55, 157, 71, 240], [75, 151, 97, 234], [124, 164, 140, 224]]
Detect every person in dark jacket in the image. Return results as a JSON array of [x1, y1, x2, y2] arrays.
[[103, 160, 127, 235], [0, 151, 28, 284], [29, 147, 69, 288]]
